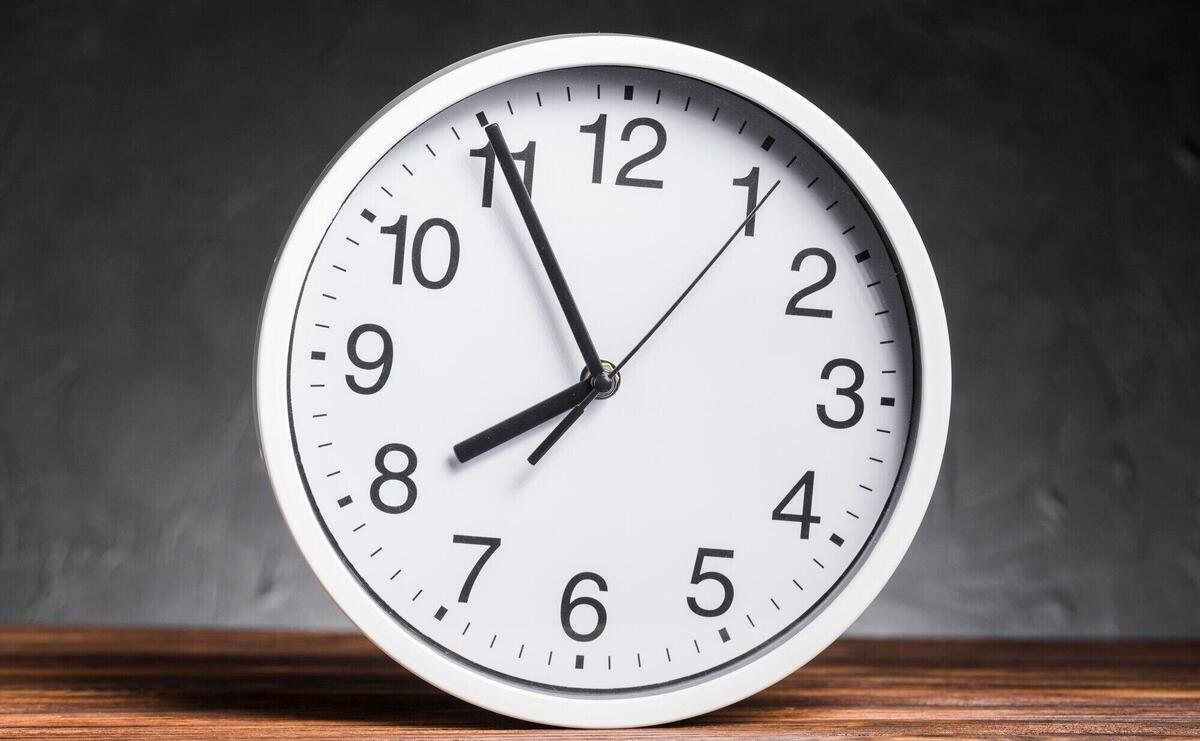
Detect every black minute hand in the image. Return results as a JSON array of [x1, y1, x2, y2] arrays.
[[483, 119, 606, 380], [527, 179, 782, 466]]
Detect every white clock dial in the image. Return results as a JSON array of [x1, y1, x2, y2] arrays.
[[259, 35, 950, 727], [287, 64, 912, 692]]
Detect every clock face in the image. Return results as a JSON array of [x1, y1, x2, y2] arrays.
[[283, 64, 916, 694]]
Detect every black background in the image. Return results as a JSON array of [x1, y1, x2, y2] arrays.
[[1, 1, 1197, 636]]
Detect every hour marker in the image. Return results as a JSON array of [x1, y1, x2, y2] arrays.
[[475, 111, 488, 126], [636, 652, 642, 668], [655, 89, 661, 104], [310, 351, 325, 360], [425, 143, 436, 157], [595, 84, 600, 99], [881, 396, 896, 406], [451, 126, 460, 140], [490, 635, 497, 648], [548, 651, 554, 666], [877, 428, 892, 434], [869, 457, 883, 464], [880, 339, 895, 345], [830, 533, 845, 547], [770, 598, 780, 610], [370, 546, 382, 558], [786, 155, 797, 168], [353, 523, 365, 532], [807, 176, 819, 188], [684, 96, 691, 111], [875, 310, 889, 316], [312, 413, 327, 419], [859, 484, 873, 492], [380, 186, 393, 197], [402, 164, 413, 176], [711, 107, 720, 121], [337, 495, 351, 507], [506, 100, 513, 115], [321, 293, 336, 300], [623, 84, 633, 100], [325, 470, 340, 478], [575, 654, 585, 669], [694, 639, 701, 653], [566, 86, 571, 102], [462, 622, 470, 636], [719, 627, 730, 643], [792, 579, 804, 590], [867, 280, 881, 288], [318, 441, 332, 448], [345, 237, 359, 245], [666, 647, 672, 662], [846, 510, 860, 519], [518, 644, 525, 658], [434, 606, 447, 621], [813, 558, 825, 568], [760, 135, 775, 151], [390, 567, 401, 580], [607, 655, 612, 670], [843, 225, 857, 234], [332, 264, 347, 272], [535, 91, 542, 107], [825, 200, 839, 210], [411, 588, 421, 600], [855, 250, 871, 263], [360, 209, 375, 222], [746, 614, 756, 627]]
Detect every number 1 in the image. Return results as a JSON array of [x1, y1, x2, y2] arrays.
[[732, 167, 760, 236]]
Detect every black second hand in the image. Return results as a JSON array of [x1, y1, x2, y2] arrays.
[[528, 179, 782, 465]]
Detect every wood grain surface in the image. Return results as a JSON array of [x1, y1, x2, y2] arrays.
[[0, 627, 1197, 739]]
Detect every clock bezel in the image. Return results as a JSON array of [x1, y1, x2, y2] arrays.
[[255, 34, 951, 728]]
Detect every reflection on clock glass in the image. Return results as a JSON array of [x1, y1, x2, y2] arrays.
[[286, 66, 916, 693]]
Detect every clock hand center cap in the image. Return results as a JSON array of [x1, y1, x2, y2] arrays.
[[582, 359, 620, 399]]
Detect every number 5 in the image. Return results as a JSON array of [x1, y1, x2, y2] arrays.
[[687, 548, 735, 618]]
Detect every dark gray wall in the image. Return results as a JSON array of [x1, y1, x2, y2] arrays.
[[2, 1, 1197, 636]]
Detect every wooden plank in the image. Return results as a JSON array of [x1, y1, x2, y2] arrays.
[[0, 627, 1197, 738]]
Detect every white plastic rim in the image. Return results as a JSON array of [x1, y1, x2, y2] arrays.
[[255, 34, 951, 728]]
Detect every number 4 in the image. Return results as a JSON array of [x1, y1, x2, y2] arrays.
[[773, 471, 821, 538]]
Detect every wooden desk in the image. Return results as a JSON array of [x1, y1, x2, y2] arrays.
[[1, 627, 1196, 738]]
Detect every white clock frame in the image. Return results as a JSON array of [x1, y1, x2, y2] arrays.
[[255, 34, 951, 728]]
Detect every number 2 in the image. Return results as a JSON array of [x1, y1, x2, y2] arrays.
[[785, 248, 835, 318]]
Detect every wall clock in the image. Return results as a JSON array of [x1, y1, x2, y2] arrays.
[[256, 34, 950, 728]]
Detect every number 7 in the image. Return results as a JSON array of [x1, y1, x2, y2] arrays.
[[452, 535, 501, 603]]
